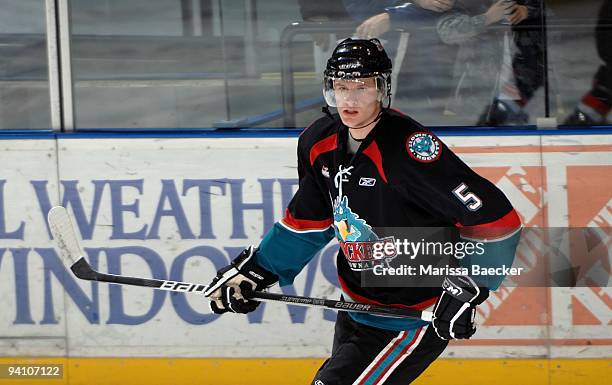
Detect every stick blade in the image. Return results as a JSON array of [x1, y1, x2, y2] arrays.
[[47, 206, 84, 264], [70, 256, 99, 280]]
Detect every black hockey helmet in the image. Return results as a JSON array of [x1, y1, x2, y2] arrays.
[[324, 38, 392, 79], [323, 38, 392, 108]]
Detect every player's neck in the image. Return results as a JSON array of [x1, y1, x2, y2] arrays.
[[349, 124, 374, 140], [348, 108, 382, 140]]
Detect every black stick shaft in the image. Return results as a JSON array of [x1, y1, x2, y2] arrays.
[[70, 258, 432, 321], [252, 291, 430, 320]]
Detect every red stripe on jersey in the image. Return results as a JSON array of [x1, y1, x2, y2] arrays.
[[456, 209, 522, 240], [339, 276, 437, 310], [309, 133, 338, 166], [362, 140, 388, 183], [282, 208, 332, 231]]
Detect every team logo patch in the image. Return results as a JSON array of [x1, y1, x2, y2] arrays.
[[406, 132, 442, 163]]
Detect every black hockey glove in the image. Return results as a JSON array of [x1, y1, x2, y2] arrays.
[[432, 276, 489, 340], [204, 246, 278, 314]]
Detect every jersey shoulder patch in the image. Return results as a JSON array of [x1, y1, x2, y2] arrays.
[[405, 131, 442, 163]]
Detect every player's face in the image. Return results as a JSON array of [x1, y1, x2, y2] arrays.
[[334, 78, 381, 128]]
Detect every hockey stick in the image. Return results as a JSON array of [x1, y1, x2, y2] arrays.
[[47, 206, 433, 322]]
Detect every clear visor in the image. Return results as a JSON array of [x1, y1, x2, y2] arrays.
[[323, 76, 388, 108]]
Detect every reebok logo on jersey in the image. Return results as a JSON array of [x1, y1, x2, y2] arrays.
[[359, 177, 376, 187]]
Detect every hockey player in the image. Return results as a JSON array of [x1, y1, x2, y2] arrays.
[[205, 38, 522, 384]]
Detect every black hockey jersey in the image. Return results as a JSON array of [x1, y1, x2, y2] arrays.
[[255, 109, 521, 330]]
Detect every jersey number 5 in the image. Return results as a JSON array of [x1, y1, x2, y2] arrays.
[[452, 183, 482, 211]]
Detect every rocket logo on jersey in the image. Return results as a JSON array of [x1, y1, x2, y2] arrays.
[[407, 132, 442, 163], [333, 196, 397, 270]]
